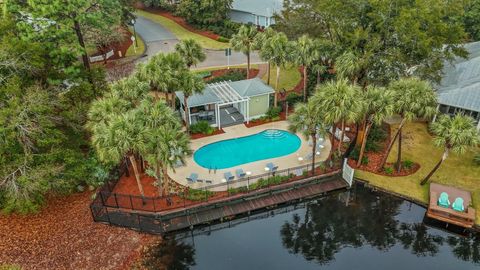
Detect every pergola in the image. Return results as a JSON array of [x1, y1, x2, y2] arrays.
[[185, 81, 250, 129]]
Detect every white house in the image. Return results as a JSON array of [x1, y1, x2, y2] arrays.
[[229, 0, 283, 28], [435, 42, 480, 130]]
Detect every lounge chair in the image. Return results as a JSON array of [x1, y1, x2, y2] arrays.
[[224, 172, 234, 181], [266, 162, 278, 172], [186, 173, 198, 183], [452, 197, 465, 212], [438, 192, 450, 208], [236, 169, 246, 178]]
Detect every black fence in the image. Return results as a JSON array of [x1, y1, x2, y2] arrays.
[[90, 159, 344, 234]]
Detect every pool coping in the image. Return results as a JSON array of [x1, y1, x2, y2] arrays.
[[168, 121, 332, 191]]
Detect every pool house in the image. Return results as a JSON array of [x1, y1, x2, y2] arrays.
[[176, 78, 274, 128]]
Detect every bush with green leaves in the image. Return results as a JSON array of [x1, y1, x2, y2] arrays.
[[181, 188, 214, 201], [474, 153, 480, 165], [286, 92, 302, 106], [403, 159, 414, 169], [384, 166, 394, 175], [266, 106, 282, 119], [190, 120, 214, 135], [365, 124, 388, 152]]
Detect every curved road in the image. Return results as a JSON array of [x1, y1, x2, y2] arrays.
[[134, 15, 262, 69]]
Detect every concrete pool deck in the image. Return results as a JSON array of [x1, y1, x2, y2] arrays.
[[168, 121, 332, 191]]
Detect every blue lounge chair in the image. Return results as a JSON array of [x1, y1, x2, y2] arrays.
[[224, 172, 234, 181], [266, 162, 278, 172], [438, 192, 450, 208], [236, 169, 246, 178], [186, 173, 198, 183], [452, 197, 465, 212]]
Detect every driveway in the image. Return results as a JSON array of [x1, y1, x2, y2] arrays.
[[135, 15, 263, 67]]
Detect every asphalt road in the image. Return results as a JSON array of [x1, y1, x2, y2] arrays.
[[134, 15, 262, 68]]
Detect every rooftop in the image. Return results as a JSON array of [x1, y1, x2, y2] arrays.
[[176, 77, 275, 107], [437, 42, 480, 112], [231, 0, 283, 17]]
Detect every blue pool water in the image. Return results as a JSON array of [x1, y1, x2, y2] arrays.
[[193, 129, 301, 169]]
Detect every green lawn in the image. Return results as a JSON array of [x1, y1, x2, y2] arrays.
[[194, 64, 302, 92], [355, 122, 480, 224], [262, 64, 302, 91], [125, 27, 146, 57], [135, 10, 229, 50]]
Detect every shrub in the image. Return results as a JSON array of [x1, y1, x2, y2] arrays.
[[361, 156, 369, 165], [266, 106, 282, 119], [473, 153, 480, 165], [403, 159, 414, 169], [208, 70, 246, 83], [350, 147, 360, 160], [190, 121, 214, 135], [196, 71, 212, 79], [384, 166, 394, 175], [286, 92, 302, 106], [217, 36, 229, 43], [365, 124, 387, 153], [182, 188, 213, 201]]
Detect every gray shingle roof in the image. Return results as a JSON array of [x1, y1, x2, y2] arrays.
[[176, 78, 274, 107], [437, 42, 480, 112], [231, 0, 283, 17]]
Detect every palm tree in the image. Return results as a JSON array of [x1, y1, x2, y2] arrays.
[[145, 124, 192, 195], [420, 114, 479, 185], [91, 110, 148, 200], [139, 98, 191, 195], [293, 35, 317, 102], [109, 76, 150, 106], [312, 78, 363, 156], [335, 51, 364, 84], [378, 77, 437, 172], [230, 25, 258, 79], [255, 27, 277, 84], [178, 71, 205, 131], [267, 32, 290, 107], [175, 39, 206, 68], [356, 86, 395, 167], [86, 96, 130, 131], [288, 100, 327, 175], [136, 52, 187, 109]]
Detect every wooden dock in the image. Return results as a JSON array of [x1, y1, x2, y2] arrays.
[[158, 175, 348, 233], [427, 183, 476, 228]]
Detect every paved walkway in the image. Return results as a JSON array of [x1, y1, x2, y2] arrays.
[[135, 15, 263, 67], [167, 121, 331, 191]]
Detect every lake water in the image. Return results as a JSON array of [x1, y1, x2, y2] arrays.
[[141, 183, 480, 270]]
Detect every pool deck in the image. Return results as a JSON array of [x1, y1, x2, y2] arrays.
[[168, 121, 331, 191]]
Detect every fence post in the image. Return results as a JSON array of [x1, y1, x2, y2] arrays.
[[114, 193, 119, 208], [129, 195, 134, 210]]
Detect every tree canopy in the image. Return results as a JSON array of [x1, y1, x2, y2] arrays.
[[275, 0, 468, 85]]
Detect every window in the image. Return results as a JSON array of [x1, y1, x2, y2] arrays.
[[439, 104, 448, 113], [448, 106, 456, 114]]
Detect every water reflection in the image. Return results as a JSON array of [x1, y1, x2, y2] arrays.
[[141, 184, 480, 270]]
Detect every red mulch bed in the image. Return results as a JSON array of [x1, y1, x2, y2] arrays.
[[0, 191, 158, 270], [244, 109, 291, 128], [140, 7, 222, 41], [347, 123, 421, 177], [205, 68, 260, 81], [91, 28, 134, 64], [190, 128, 225, 139]]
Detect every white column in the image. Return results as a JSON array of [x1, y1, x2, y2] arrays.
[[188, 106, 192, 126], [246, 100, 250, 123], [477, 119, 480, 131], [216, 104, 221, 129], [432, 105, 440, 123]]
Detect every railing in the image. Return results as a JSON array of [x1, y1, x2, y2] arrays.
[[92, 160, 341, 215], [90, 159, 345, 235]]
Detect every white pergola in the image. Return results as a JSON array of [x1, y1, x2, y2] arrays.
[[208, 81, 250, 128]]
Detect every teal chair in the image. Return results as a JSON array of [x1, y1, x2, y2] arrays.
[[438, 192, 450, 208], [452, 197, 465, 212]]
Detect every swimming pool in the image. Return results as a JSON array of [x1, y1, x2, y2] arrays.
[[193, 129, 301, 169]]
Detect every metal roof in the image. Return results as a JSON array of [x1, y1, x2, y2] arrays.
[[176, 78, 274, 107], [231, 0, 283, 17], [437, 42, 480, 112]]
